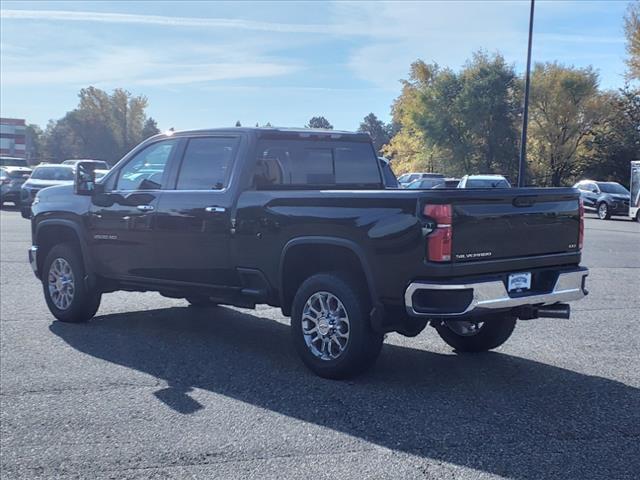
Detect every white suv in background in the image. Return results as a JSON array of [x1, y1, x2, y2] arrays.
[[458, 174, 511, 189]]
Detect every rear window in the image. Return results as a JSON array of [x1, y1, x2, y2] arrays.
[[31, 167, 74, 180], [408, 178, 444, 189], [254, 139, 381, 189], [4, 169, 31, 179], [465, 179, 510, 188]]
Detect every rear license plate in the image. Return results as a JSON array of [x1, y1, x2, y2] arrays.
[[508, 272, 531, 292]]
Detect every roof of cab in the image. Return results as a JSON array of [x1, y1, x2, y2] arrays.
[[163, 127, 371, 141]]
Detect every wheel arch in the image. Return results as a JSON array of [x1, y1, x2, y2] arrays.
[[279, 236, 379, 317], [35, 219, 94, 283]]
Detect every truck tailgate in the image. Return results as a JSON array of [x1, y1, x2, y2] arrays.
[[425, 188, 581, 262]]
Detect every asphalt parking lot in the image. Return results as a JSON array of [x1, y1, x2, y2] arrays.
[[1, 208, 638, 479]]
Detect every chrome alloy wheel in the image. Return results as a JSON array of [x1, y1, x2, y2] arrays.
[[302, 291, 350, 360], [48, 257, 75, 310], [598, 203, 608, 219], [446, 320, 485, 337]]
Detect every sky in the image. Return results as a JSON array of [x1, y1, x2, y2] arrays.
[[0, 1, 633, 131]]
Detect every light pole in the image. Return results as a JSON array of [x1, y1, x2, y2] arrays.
[[518, 0, 535, 187]]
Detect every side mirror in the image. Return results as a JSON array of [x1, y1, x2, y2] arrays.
[[591, 188, 599, 194], [74, 161, 96, 196]]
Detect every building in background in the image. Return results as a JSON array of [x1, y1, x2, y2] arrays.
[[0, 118, 27, 158]]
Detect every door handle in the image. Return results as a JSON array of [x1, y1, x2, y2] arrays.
[[205, 206, 226, 213], [136, 205, 155, 212]]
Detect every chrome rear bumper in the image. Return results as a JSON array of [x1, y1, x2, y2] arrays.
[[405, 268, 588, 317]]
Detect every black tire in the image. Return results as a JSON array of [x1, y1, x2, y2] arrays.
[[597, 202, 611, 220], [291, 272, 384, 379], [185, 295, 218, 308], [20, 207, 31, 219], [435, 314, 516, 353], [42, 243, 101, 323]]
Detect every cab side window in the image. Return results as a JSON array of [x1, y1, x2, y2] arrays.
[[584, 182, 598, 193], [176, 137, 238, 190], [116, 139, 178, 191], [253, 139, 381, 189]]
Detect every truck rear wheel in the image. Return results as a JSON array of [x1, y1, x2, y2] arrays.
[[435, 314, 516, 352], [291, 272, 383, 379], [42, 243, 101, 323]]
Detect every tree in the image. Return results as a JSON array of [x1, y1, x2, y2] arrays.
[[25, 124, 43, 163], [382, 60, 439, 174], [578, 85, 640, 185], [235, 120, 242, 127], [385, 53, 520, 177], [625, 2, 640, 80], [414, 52, 520, 178], [358, 113, 391, 154], [306, 116, 333, 129], [527, 63, 603, 186], [42, 87, 157, 163], [141, 118, 160, 140]]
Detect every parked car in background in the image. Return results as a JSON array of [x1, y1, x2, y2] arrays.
[[1, 166, 32, 206], [378, 157, 399, 188], [458, 174, 511, 189], [20, 164, 75, 218], [94, 169, 110, 180], [62, 159, 110, 170], [0, 156, 29, 168], [406, 177, 446, 189], [433, 178, 460, 189], [573, 180, 630, 220], [398, 172, 444, 188]]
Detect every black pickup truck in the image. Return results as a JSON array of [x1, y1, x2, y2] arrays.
[[28, 128, 589, 378]]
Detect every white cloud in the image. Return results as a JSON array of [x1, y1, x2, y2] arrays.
[[0, 44, 301, 87], [328, 1, 627, 89], [0, 9, 337, 34]]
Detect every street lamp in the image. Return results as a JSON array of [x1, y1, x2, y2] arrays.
[[518, 0, 535, 187]]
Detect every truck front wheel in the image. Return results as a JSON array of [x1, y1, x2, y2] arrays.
[[291, 272, 383, 379], [435, 314, 516, 353], [42, 243, 101, 323]]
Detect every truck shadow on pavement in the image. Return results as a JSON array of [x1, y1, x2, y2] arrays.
[[50, 305, 640, 479]]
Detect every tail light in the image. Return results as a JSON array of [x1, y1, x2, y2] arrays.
[[578, 198, 584, 250], [424, 204, 452, 262]]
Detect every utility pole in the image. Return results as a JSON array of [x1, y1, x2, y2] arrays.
[[518, 0, 535, 187], [122, 95, 128, 152]]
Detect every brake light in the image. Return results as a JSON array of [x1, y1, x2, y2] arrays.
[[578, 198, 584, 250], [424, 204, 453, 262]]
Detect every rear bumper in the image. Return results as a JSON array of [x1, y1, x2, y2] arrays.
[[1, 190, 21, 202], [405, 267, 589, 317]]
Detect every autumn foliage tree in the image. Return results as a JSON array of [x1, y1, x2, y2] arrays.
[[625, 1, 640, 80], [526, 63, 603, 186], [42, 87, 159, 165]]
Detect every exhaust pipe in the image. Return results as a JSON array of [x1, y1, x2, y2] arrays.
[[536, 303, 571, 319]]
